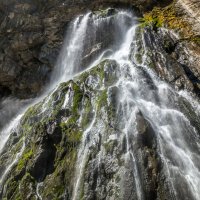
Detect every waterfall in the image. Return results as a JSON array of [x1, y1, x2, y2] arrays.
[[0, 8, 200, 200], [0, 138, 25, 186], [0, 114, 22, 153], [0, 9, 135, 195], [71, 11, 200, 200], [50, 10, 134, 90], [117, 25, 200, 200], [69, 11, 139, 200], [36, 182, 43, 200], [51, 13, 91, 86]]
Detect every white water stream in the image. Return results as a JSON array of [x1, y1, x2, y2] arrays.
[[0, 137, 25, 192], [110, 17, 200, 200]]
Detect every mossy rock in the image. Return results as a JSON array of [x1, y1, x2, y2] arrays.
[[0, 59, 120, 199], [17, 149, 33, 171], [140, 3, 194, 38]]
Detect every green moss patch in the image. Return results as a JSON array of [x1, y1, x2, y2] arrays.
[[17, 149, 33, 171], [140, 4, 193, 37], [72, 82, 84, 114]]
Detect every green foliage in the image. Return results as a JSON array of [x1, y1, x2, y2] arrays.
[[2, 59, 121, 199], [140, 9, 164, 28], [17, 149, 33, 171], [22, 102, 41, 123], [87, 60, 106, 85], [72, 83, 83, 113], [42, 148, 78, 199], [191, 36, 200, 41], [93, 64, 105, 83], [60, 121, 82, 144], [140, 5, 192, 37]]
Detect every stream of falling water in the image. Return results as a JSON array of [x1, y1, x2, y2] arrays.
[[117, 22, 200, 200], [0, 113, 24, 154], [138, 29, 200, 200], [0, 12, 93, 191], [110, 25, 145, 200], [0, 137, 25, 193], [72, 11, 200, 200], [72, 108, 97, 200]]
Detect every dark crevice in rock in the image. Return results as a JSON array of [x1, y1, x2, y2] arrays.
[[181, 64, 200, 84], [0, 86, 12, 98]]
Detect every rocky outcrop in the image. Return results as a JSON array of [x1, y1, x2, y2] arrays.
[[136, 0, 200, 98], [132, 25, 200, 97], [0, 0, 64, 98], [175, 0, 200, 34], [0, 60, 156, 199], [0, 60, 121, 199]]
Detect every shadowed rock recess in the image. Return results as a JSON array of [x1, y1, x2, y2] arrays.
[[0, 1, 200, 200]]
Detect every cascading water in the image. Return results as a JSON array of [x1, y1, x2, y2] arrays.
[[71, 11, 200, 200], [50, 10, 134, 88], [118, 30, 200, 199], [0, 8, 200, 200], [51, 13, 91, 86]]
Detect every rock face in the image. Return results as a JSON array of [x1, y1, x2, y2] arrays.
[[133, 26, 200, 98], [175, 0, 200, 34], [0, 0, 64, 98], [0, 60, 172, 199], [0, 0, 199, 99]]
